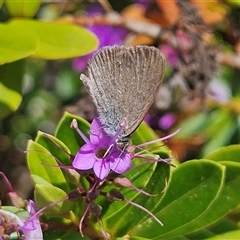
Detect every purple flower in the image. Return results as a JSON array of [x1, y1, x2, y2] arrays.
[[72, 4, 128, 72], [160, 45, 178, 68], [0, 200, 43, 240], [209, 80, 230, 103], [72, 54, 91, 72], [0, 172, 42, 239], [73, 25, 127, 72], [158, 113, 176, 130], [72, 118, 131, 180], [21, 200, 43, 240]]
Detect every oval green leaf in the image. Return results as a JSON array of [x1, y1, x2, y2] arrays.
[[100, 161, 170, 238], [55, 112, 90, 154], [27, 140, 69, 192], [201, 114, 235, 156], [128, 160, 225, 239], [164, 161, 240, 237], [207, 229, 240, 240], [0, 82, 22, 117], [35, 184, 73, 220], [0, 60, 25, 118], [36, 131, 72, 166], [5, 0, 41, 17], [9, 19, 98, 59], [44, 230, 88, 240], [0, 23, 38, 64], [205, 144, 240, 164]]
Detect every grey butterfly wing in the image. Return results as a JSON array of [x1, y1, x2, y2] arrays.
[[81, 45, 165, 138]]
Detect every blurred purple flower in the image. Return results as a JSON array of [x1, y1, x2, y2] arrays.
[[72, 4, 128, 72], [72, 118, 131, 180], [209, 80, 230, 103], [176, 30, 193, 51], [21, 200, 43, 240], [158, 113, 176, 130], [160, 45, 178, 68], [0, 200, 43, 240], [72, 54, 90, 72]]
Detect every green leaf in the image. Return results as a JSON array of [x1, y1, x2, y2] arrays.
[[207, 218, 240, 236], [177, 161, 240, 238], [99, 160, 170, 237], [188, 218, 240, 239], [35, 184, 73, 219], [225, 0, 240, 7], [207, 229, 240, 240], [0, 60, 25, 118], [176, 113, 208, 138], [5, 0, 41, 17], [2, 206, 28, 219], [27, 140, 70, 192], [128, 160, 225, 239], [31, 174, 54, 185], [202, 110, 233, 138], [55, 112, 90, 154], [35, 131, 79, 190], [44, 230, 89, 240], [0, 23, 38, 64], [36, 131, 71, 166], [9, 19, 98, 59], [201, 113, 235, 156], [205, 144, 240, 163], [0, 82, 22, 116]]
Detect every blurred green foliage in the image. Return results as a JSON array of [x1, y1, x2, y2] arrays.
[[0, 1, 98, 168], [1, 0, 240, 239]]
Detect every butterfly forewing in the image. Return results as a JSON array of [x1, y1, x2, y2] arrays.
[[81, 45, 165, 139]]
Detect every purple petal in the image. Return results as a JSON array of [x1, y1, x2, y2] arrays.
[[72, 54, 92, 72], [93, 159, 110, 180], [88, 25, 127, 47], [158, 113, 176, 130], [72, 144, 96, 170], [21, 200, 43, 240], [90, 118, 111, 145], [209, 80, 230, 103], [160, 45, 178, 68], [110, 152, 131, 174], [27, 200, 36, 217]]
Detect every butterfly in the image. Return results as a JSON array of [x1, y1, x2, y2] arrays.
[[80, 45, 165, 146]]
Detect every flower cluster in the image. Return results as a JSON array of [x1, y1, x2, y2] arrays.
[[0, 173, 43, 240], [1, 115, 177, 239], [72, 118, 131, 180], [70, 117, 176, 236]]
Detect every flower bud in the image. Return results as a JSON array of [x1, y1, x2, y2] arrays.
[[66, 169, 80, 185], [90, 203, 102, 218], [68, 189, 82, 201], [8, 192, 26, 209], [113, 176, 132, 188], [106, 189, 124, 201]]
